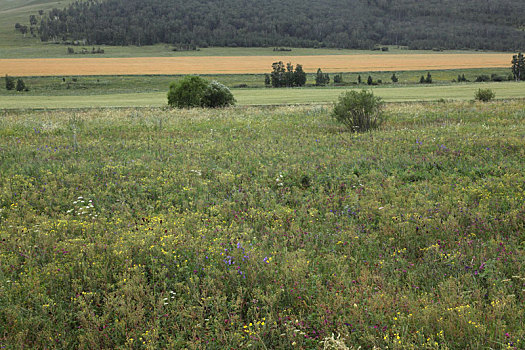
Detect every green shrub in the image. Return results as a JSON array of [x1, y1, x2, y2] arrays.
[[168, 76, 235, 108], [167, 75, 208, 108], [475, 88, 495, 102], [475, 75, 490, 82], [332, 90, 385, 132], [201, 81, 236, 108]]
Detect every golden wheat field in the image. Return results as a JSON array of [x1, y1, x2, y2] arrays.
[[0, 53, 512, 76]]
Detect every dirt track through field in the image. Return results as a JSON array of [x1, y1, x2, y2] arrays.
[[0, 53, 511, 76]]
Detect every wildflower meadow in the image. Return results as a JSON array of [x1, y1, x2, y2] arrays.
[[0, 101, 524, 349]]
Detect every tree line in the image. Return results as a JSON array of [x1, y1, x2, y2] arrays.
[[32, 0, 525, 51], [266, 62, 306, 88], [264, 53, 524, 87], [4, 75, 28, 92]]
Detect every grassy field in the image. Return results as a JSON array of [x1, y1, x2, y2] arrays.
[[0, 101, 524, 348], [0, 68, 513, 95], [1, 3, 524, 349], [1, 82, 524, 109], [3, 43, 501, 60]]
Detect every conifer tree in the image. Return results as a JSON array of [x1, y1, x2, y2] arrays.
[[425, 72, 432, 84], [315, 68, 329, 86], [293, 64, 307, 87], [391, 73, 398, 83], [5, 75, 15, 90], [16, 78, 26, 92]]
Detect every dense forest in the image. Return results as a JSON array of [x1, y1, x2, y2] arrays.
[[37, 0, 525, 50]]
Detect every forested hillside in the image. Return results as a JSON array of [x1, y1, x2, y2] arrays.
[[37, 0, 525, 50]]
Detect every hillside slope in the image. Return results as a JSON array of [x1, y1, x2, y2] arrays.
[[35, 0, 525, 50], [0, 0, 73, 47]]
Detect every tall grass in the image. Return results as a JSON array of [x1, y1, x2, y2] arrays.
[[0, 101, 524, 348]]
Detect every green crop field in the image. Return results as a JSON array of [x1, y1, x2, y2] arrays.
[[1, 82, 524, 109], [0, 101, 524, 348], [0, 68, 514, 95]]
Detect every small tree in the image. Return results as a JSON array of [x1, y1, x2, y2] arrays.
[[264, 74, 271, 86], [391, 73, 398, 83], [16, 78, 26, 92], [294, 64, 307, 87], [357, 75, 362, 84], [5, 75, 15, 90], [201, 81, 236, 108], [332, 90, 385, 132], [333, 74, 343, 84], [19, 25, 28, 36], [315, 68, 323, 85], [457, 74, 468, 82], [475, 88, 495, 102], [511, 52, 524, 81], [284, 62, 295, 87], [167, 76, 208, 108], [271, 61, 286, 87], [367, 75, 373, 85], [315, 68, 329, 86], [425, 72, 432, 84], [419, 75, 426, 84]]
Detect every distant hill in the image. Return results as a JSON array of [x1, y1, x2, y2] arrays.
[[37, 0, 525, 51]]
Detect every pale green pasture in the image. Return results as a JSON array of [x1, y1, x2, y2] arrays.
[[1, 43, 501, 59], [236, 82, 525, 104], [0, 92, 164, 109], [1, 82, 523, 109]]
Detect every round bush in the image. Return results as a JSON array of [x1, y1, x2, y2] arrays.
[[167, 76, 208, 108], [201, 81, 236, 108], [475, 88, 495, 102], [332, 90, 384, 132]]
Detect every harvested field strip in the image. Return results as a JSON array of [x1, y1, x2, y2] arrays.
[[0, 53, 512, 77]]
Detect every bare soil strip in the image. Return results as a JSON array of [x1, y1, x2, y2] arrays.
[[0, 53, 511, 77]]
